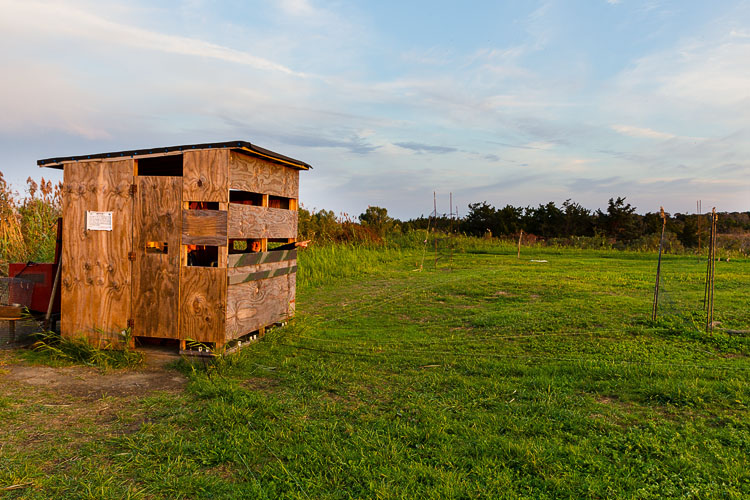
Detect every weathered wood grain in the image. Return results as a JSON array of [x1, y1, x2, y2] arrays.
[[182, 209, 228, 246], [228, 248, 296, 267], [228, 151, 299, 199], [131, 176, 181, 339], [225, 273, 295, 340], [227, 259, 296, 278], [61, 160, 134, 344], [179, 267, 226, 344], [227, 261, 297, 285], [183, 149, 229, 203], [228, 205, 297, 239]]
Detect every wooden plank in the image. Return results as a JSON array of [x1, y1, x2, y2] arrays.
[[228, 205, 297, 239], [131, 176, 182, 339], [179, 267, 226, 344], [229, 151, 299, 199], [288, 271, 296, 317], [218, 203, 228, 268], [180, 202, 189, 267], [182, 209, 228, 246], [183, 149, 229, 202], [225, 273, 295, 340], [227, 259, 296, 278], [227, 263, 297, 285], [228, 248, 296, 267], [60, 159, 134, 344]]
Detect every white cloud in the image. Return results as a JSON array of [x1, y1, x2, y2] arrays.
[[611, 124, 675, 140]]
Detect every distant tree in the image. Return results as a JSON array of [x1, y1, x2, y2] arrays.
[[677, 216, 698, 247], [524, 201, 564, 238], [562, 199, 593, 236], [642, 211, 664, 235], [462, 202, 498, 237], [358, 206, 394, 236], [597, 197, 639, 240], [495, 204, 523, 235]]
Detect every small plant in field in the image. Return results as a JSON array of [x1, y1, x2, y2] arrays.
[[28, 328, 143, 370]]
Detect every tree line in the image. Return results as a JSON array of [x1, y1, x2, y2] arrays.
[[300, 197, 750, 252]]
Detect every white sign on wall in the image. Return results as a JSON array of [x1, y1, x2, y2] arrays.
[[86, 211, 113, 231]]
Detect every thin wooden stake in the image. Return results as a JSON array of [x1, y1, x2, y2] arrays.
[[697, 200, 702, 254], [703, 210, 712, 310], [449, 192, 454, 270], [517, 230, 523, 260], [706, 209, 718, 332], [651, 207, 667, 321], [433, 192, 438, 269], [44, 260, 62, 331]]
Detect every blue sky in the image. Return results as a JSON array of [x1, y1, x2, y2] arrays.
[[1, 0, 749, 218]]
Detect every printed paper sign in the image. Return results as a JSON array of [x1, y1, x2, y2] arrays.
[[86, 211, 113, 231]]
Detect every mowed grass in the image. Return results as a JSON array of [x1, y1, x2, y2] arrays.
[[1, 242, 748, 499]]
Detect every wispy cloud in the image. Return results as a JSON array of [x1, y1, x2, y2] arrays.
[[394, 142, 459, 154], [611, 124, 676, 140], [0, 0, 307, 77]]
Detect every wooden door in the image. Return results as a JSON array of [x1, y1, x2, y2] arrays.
[[131, 176, 182, 338], [60, 160, 134, 343]]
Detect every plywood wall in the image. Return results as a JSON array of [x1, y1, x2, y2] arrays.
[[229, 151, 299, 199], [225, 272, 295, 341], [182, 209, 228, 246], [183, 149, 229, 202], [227, 205, 298, 239], [60, 160, 134, 343], [179, 267, 226, 344]]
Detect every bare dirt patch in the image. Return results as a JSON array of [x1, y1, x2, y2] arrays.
[[3, 364, 186, 400]]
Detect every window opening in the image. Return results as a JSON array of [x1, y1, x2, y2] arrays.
[[186, 245, 219, 267], [145, 242, 168, 254], [228, 239, 263, 254], [268, 195, 291, 209], [229, 190, 263, 205], [188, 201, 219, 210], [268, 238, 296, 251], [137, 155, 183, 176]]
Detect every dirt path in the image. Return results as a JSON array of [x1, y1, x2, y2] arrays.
[[2, 363, 186, 400], [0, 351, 188, 463]]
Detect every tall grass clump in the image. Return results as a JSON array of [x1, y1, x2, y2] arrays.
[[27, 329, 144, 370], [0, 173, 61, 275], [0, 173, 26, 274], [297, 242, 410, 288]]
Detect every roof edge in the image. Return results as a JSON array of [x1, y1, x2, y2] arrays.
[[37, 141, 312, 170]]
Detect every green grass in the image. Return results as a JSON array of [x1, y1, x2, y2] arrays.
[[1, 241, 748, 498], [22, 329, 144, 370]]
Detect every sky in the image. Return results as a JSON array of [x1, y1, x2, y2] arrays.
[[1, 0, 749, 219]]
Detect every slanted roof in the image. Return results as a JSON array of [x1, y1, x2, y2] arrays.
[[38, 140, 312, 170]]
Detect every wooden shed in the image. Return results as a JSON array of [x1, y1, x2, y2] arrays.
[[39, 141, 311, 352]]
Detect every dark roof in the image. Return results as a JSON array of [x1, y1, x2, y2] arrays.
[[38, 140, 312, 170]]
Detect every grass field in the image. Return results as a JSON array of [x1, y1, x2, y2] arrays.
[[1, 241, 748, 499]]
